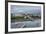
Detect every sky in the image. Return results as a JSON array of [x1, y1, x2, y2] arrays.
[[11, 5, 41, 16]]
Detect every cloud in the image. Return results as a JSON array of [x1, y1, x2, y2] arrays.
[[11, 5, 41, 14]]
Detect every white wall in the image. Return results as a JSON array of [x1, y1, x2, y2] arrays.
[[0, 0, 46, 34]]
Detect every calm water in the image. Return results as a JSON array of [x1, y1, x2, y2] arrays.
[[11, 19, 41, 28]]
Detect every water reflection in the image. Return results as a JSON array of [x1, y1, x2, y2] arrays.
[[11, 19, 41, 28]]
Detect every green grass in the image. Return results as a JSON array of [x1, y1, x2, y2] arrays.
[[11, 16, 24, 20], [11, 16, 41, 20]]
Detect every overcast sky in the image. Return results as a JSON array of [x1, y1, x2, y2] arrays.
[[11, 5, 41, 15]]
